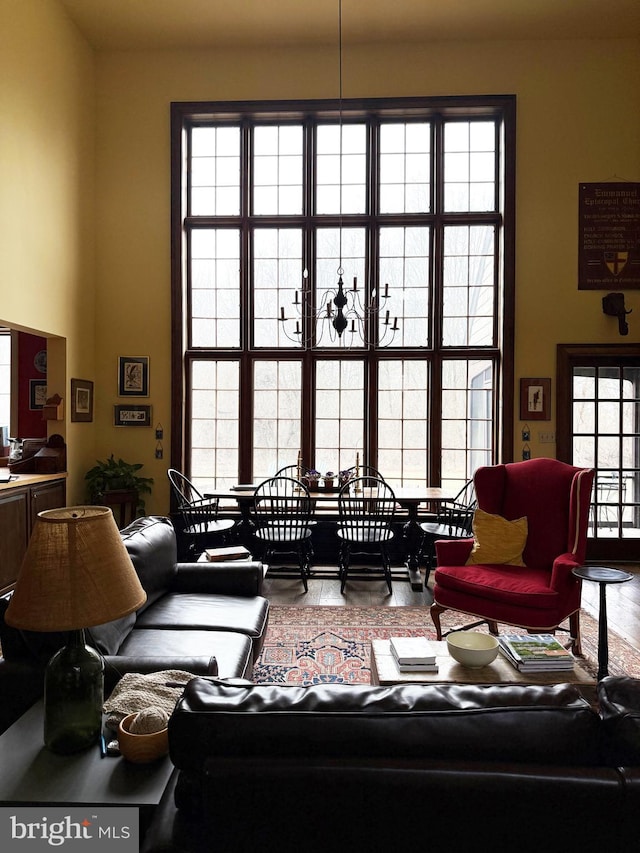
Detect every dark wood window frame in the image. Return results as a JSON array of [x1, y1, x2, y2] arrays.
[[170, 95, 516, 492]]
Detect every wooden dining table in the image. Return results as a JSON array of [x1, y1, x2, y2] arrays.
[[205, 484, 452, 590]]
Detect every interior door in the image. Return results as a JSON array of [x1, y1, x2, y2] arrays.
[[557, 344, 640, 562]]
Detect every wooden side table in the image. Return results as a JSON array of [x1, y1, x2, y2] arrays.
[[0, 701, 173, 807], [572, 565, 633, 680]]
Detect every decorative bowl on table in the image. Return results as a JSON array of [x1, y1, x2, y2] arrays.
[[117, 711, 169, 763], [446, 631, 499, 668]]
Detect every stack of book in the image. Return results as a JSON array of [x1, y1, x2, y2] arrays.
[[498, 634, 575, 672], [389, 636, 439, 673]]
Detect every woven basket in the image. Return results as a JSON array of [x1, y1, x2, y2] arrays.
[[117, 713, 169, 763]]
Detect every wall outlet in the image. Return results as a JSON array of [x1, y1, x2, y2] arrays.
[[539, 431, 556, 443]]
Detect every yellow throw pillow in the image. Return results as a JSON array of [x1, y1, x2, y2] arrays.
[[465, 509, 528, 566]]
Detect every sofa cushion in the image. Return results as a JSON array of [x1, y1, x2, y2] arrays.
[[119, 628, 253, 680], [135, 593, 269, 649], [120, 516, 178, 611], [169, 679, 602, 771], [87, 613, 137, 655]]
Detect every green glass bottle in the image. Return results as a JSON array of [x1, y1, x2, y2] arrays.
[[44, 629, 104, 754]]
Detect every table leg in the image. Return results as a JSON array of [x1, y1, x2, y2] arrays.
[[597, 581, 609, 681], [401, 505, 423, 591]]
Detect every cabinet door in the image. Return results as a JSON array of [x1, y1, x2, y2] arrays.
[[30, 480, 66, 530], [0, 489, 29, 594]]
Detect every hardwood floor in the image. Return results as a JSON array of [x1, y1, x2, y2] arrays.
[[263, 563, 640, 653]]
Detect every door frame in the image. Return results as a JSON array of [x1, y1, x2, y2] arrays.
[[557, 342, 640, 562]]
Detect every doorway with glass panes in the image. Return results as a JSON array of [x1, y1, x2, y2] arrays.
[[557, 343, 640, 562]]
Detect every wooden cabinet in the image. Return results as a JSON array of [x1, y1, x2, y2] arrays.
[[0, 488, 29, 595], [30, 479, 67, 528], [0, 476, 66, 596]]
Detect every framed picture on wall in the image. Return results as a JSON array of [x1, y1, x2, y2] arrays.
[[114, 404, 152, 427], [519, 378, 551, 421], [29, 379, 47, 410], [118, 356, 149, 397], [70, 378, 94, 422]]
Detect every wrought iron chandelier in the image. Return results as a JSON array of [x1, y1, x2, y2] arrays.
[[278, 0, 399, 348]]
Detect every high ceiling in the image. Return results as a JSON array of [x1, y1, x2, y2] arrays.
[[57, 0, 640, 50]]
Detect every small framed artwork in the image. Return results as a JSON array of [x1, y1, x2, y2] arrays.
[[520, 378, 551, 421], [70, 378, 94, 422], [29, 379, 47, 410], [114, 404, 153, 427], [118, 356, 149, 397]]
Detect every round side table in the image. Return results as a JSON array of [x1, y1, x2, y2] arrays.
[[572, 565, 633, 680]]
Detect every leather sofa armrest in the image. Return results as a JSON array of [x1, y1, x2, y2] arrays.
[[103, 655, 218, 695], [170, 561, 264, 596], [434, 537, 474, 565], [597, 676, 640, 765]]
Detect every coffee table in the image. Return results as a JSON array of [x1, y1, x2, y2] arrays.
[[370, 639, 595, 687]]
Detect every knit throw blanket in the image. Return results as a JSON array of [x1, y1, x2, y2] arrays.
[[103, 669, 195, 731]]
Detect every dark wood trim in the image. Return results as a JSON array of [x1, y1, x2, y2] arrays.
[[171, 95, 516, 486]]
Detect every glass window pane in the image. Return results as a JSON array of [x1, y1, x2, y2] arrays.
[[441, 359, 493, 485], [252, 360, 302, 480], [190, 230, 240, 347], [253, 228, 303, 348], [380, 122, 430, 214], [444, 120, 496, 213], [378, 360, 428, 486], [442, 225, 495, 347], [316, 124, 366, 214], [315, 361, 364, 474], [190, 360, 240, 490], [191, 126, 240, 216], [379, 226, 429, 348], [315, 228, 366, 348], [253, 125, 303, 215]]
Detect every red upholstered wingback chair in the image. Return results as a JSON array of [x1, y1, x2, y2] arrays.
[[431, 458, 595, 653]]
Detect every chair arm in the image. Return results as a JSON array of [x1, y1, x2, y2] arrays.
[[171, 561, 264, 596], [435, 538, 474, 565], [550, 552, 581, 593]]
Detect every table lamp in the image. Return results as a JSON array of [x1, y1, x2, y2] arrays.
[[5, 506, 146, 754]]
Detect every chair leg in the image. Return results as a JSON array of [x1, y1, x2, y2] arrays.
[[430, 603, 447, 640], [487, 621, 499, 635], [424, 540, 436, 588], [570, 611, 581, 656], [339, 543, 350, 594], [297, 543, 308, 593], [381, 546, 392, 595]]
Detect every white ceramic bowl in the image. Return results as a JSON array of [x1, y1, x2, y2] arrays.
[[446, 631, 499, 668]]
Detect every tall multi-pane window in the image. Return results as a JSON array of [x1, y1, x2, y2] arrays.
[[172, 97, 515, 494]]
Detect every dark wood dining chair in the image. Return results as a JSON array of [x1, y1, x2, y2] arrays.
[[419, 479, 477, 585], [251, 475, 315, 591], [336, 475, 397, 594], [167, 468, 236, 558]]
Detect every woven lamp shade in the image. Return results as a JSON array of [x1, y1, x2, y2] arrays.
[[5, 506, 146, 632]]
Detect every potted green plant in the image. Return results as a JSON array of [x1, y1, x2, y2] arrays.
[[84, 454, 154, 517]]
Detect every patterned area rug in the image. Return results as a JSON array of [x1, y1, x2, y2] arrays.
[[253, 605, 640, 685]]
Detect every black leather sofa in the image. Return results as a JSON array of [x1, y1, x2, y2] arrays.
[[0, 515, 269, 733], [142, 675, 640, 853]]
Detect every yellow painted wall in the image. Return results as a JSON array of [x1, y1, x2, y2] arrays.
[[94, 37, 640, 513], [0, 0, 96, 503], [2, 0, 639, 517]]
